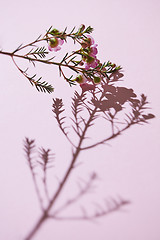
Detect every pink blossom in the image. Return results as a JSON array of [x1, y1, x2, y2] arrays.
[[89, 44, 98, 56], [48, 37, 64, 52], [85, 34, 95, 46], [84, 57, 99, 70], [81, 35, 99, 69], [81, 35, 95, 48]]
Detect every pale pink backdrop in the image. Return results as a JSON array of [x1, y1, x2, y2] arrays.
[[0, 0, 160, 239]]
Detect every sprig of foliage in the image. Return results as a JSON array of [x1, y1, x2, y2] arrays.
[[26, 46, 49, 59], [23, 71, 54, 93], [83, 26, 94, 34], [0, 24, 122, 93], [33, 78, 54, 93]]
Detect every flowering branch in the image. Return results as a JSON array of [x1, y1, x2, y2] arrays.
[[0, 25, 120, 93]]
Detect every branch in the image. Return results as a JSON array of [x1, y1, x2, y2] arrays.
[[11, 56, 54, 93]]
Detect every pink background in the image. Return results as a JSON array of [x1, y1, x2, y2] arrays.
[[0, 0, 160, 239]]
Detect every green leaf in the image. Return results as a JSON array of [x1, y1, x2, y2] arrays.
[[84, 26, 94, 34], [26, 46, 49, 59]]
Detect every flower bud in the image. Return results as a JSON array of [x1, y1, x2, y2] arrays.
[[50, 28, 60, 35], [81, 42, 88, 49], [74, 75, 84, 84], [49, 38, 58, 48], [111, 63, 116, 68], [79, 61, 84, 66], [93, 76, 101, 84], [86, 55, 95, 63]]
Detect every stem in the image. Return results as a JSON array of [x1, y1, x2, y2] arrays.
[[13, 37, 48, 53], [24, 107, 97, 240], [0, 50, 115, 77], [0, 50, 83, 70]]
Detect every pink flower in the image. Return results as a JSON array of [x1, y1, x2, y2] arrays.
[[48, 37, 64, 52], [81, 35, 95, 48], [89, 44, 98, 56], [81, 35, 99, 70], [85, 34, 95, 46], [84, 56, 99, 70]]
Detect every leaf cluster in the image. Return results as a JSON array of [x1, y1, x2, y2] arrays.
[[24, 70, 54, 93], [83, 26, 94, 34], [34, 78, 54, 93], [26, 47, 49, 59]]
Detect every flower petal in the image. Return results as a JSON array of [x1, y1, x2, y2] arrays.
[[58, 39, 64, 46], [86, 34, 95, 45], [90, 45, 98, 56], [54, 46, 61, 52], [84, 62, 90, 70], [48, 45, 53, 51]]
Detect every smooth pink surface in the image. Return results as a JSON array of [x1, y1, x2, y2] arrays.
[[0, 0, 160, 239]]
